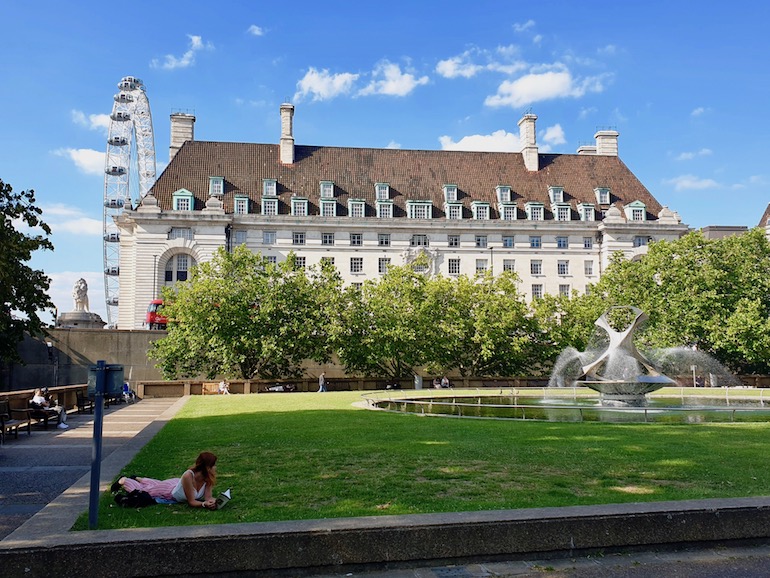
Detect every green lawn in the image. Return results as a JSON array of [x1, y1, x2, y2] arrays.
[[75, 390, 770, 530]]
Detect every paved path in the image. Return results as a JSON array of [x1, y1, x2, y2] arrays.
[[3, 395, 770, 576], [0, 396, 184, 541]]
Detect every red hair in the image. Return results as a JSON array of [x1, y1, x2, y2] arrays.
[[193, 452, 217, 487]]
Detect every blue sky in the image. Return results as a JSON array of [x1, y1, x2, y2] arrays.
[[2, 1, 769, 324]]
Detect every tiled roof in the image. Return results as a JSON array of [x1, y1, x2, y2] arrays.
[[149, 141, 664, 220], [759, 203, 770, 228]]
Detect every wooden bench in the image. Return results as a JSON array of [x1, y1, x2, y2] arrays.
[[202, 382, 220, 395], [27, 402, 60, 429], [0, 400, 32, 443]]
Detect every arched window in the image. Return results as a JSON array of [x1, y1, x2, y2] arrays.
[[164, 254, 196, 284]]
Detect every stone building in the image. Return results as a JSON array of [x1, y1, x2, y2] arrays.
[[115, 105, 688, 329]]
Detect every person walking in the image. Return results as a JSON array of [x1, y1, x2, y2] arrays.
[[318, 372, 327, 392]]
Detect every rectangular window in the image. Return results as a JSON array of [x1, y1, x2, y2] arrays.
[[350, 257, 363, 274], [378, 257, 391, 274], [348, 201, 365, 218], [413, 262, 428, 273], [322, 233, 335, 246], [176, 254, 189, 281], [501, 205, 517, 221], [175, 197, 191, 211], [320, 181, 334, 198], [321, 201, 336, 217], [584, 260, 594, 276], [530, 260, 542, 275], [473, 204, 490, 220], [266, 255, 277, 265], [169, 227, 193, 240], [632, 208, 645, 222], [263, 231, 276, 245], [556, 206, 570, 221], [292, 232, 305, 245], [557, 260, 570, 275], [529, 236, 541, 249], [377, 202, 393, 219], [295, 256, 306, 269], [408, 202, 432, 219], [448, 258, 460, 276], [378, 233, 391, 247], [583, 237, 593, 249], [475, 259, 488, 274], [496, 186, 511, 203], [559, 284, 571, 296], [447, 204, 462, 220], [596, 188, 610, 204], [529, 205, 544, 221], [321, 256, 335, 266], [209, 177, 224, 196], [263, 179, 277, 196], [350, 233, 362, 246], [503, 259, 515, 272], [376, 183, 390, 200], [411, 234, 429, 247], [633, 236, 649, 247], [234, 197, 248, 215], [291, 199, 308, 217], [549, 186, 564, 203], [580, 204, 595, 221], [444, 185, 458, 203], [556, 236, 569, 249], [475, 235, 488, 248], [448, 235, 460, 247], [351, 282, 363, 289], [532, 284, 543, 299], [233, 230, 247, 245], [262, 198, 278, 216], [502, 235, 514, 248]]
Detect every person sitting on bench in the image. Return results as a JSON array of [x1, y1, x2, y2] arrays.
[[31, 388, 68, 429]]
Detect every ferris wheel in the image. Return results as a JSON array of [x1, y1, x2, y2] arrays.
[[102, 76, 156, 327]]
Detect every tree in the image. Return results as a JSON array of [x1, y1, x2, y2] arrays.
[[148, 246, 336, 380], [0, 179, 54, 363]]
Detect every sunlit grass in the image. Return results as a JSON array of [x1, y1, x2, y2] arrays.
[[74, 390, 770, 530]]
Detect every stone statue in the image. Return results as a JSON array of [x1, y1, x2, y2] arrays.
[[73, 278, 90, 312]]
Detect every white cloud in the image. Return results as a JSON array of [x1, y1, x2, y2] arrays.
[[691, 107, 710, 117], [578, 106, 597, 120], [294, 67, 360, 102], [439, 130, 521, 152], [541, 124, 566, 146], [247, 24, 264, 36], [513, 20, 535, 33], [485, 70, 573, 108], [386, 141, 401, 149], [436, 47, 527, 79], [358, 61, 429, 97], [52, 148, 104, 175], [675, 148, 712, 161], [42, 203, 102, 236], [664, 174, 719, 191], [150, 34, 213, 70], [436, 54, 485, 79], [598, 44, 617, 55], [71, 110, 111, 132]]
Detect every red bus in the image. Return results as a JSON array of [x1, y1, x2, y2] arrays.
[[145, 299, 168, 330]]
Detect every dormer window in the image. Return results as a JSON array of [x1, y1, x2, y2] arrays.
[[262, 197, 278, 216], [291, 196, 308, 216], [624, 201, 647, 222], [578, 203, 595, 222], [375, 182, 390, 200], [471, 201, 490, 220], [172, 189, 194, 211], [525, 202, 544, 221], [500, 204, 517, 221], [595, 187, 611, 205], [376, 200, 393, 218], [209, 176, 224, 196], [443, 184, 458, 203], [548, 186, 564, 204], [407, 200, 432, 219], [234, 195, 249, 215], [553, 204, 571, 221], [446, 204, 463, 220], [496, 185, 511, 203], [320, 198, 337, 217], [320, 181, 334, 199], [263, 179, 277, 196], [348, 199, 365, 218]]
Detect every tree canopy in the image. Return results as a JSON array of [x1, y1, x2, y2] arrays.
[[0, 179, 54, 363]]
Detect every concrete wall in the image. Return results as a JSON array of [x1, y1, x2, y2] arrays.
[[0, 328, 166, 392]]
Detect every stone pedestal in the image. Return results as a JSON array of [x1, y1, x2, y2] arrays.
[[56, 311, 106, 329]]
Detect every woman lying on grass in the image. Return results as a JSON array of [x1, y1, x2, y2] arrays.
[[112, 451, 218, 509]]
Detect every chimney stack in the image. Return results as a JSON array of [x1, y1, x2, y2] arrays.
[[169, 112, 196, 162], [595, 129, 619, 156], [280, 103, 295, 164], [518, 113, 539, 171]]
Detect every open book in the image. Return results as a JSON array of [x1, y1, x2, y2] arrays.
[[215, 488, 232, 510]]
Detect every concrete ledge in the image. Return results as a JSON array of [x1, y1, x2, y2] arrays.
[[2, 496, 770, 577]]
